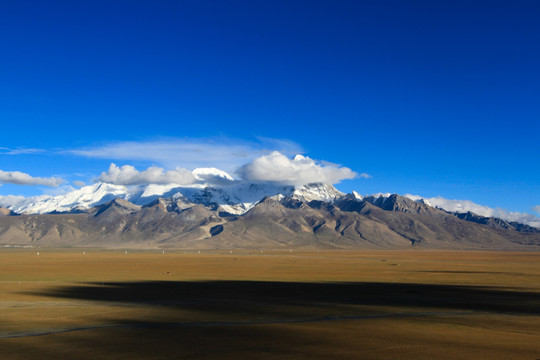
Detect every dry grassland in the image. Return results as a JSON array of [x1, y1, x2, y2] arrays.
[[0, 248, 539, 359]]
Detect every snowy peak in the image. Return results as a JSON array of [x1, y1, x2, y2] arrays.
[[0, 178, 346, 216], [0, 178, 477, 223], [3, 182, 128, 214], [363, 193, 392, 204], [290, 183, 344, 203]]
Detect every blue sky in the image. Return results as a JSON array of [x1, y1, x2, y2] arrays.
[[0, 1, 538, 217]]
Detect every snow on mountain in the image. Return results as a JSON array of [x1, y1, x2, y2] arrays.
[[2, 177, 539, 229], [1, 183, 128, 214], [124, 182, 341, 216], [170, 182, 295, 215], [0, 178, 344, 216], [290, 183, 344, 203], [363, 193, 392, 207], [366, 193, 392, 200], [126, 183, 187, 205], [351, 191, 363, 200], [0, 195, 38, 211], [417, 198, 433, 207]]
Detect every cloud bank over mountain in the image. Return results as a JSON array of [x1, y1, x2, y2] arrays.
[[69, 138, 303, 171], [406, 194, 540, 228], [95, 151, 359, 187], [0, 170, 63, 187], [98, 164, 196, 186], [237, 151, 358, 186]]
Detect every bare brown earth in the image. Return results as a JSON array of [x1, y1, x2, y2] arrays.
[[0, 249, 539, 359]]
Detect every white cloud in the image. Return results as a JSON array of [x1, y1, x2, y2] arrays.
[[0, 148, 45, 155], [192, 168, 235, 185], [73, 180, 86, 187], [96, 150, 359, 187], [68, 138, 303, 171], [237, 151, 358, 186], [405, 194, 540, 228], [0, 194, 25, 206], [0, 170, 63, 187], [98, 163, 196, 185], [533, 205, 540, 215]]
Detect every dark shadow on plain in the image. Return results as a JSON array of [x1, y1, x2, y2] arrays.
[[6, 281, 540, 360], [0, 323, 363, 360], [31, 280, 540, 316]]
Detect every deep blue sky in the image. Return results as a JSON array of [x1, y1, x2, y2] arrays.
[[0, 0, 538, 214]]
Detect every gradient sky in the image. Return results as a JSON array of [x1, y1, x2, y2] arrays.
[[0, 1, 538, 216]]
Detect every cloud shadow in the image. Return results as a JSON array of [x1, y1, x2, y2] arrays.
[[33, 280, 540, 317]]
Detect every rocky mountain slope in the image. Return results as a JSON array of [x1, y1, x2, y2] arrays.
[[0, 189, 538, 250]]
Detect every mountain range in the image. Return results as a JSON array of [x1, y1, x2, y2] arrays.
[[0, 169, 538, 250]]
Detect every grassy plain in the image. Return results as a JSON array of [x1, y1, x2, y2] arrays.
[[0, 248, 539, 359]]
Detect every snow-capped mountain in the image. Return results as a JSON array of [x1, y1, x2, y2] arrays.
[[1, 166, 538, 229], [0, 183, 128, 214], [0, 168, 344, 216], [290, 183, 344, 203], [1, 189, 538, 250], [1, 172, 539, 250]]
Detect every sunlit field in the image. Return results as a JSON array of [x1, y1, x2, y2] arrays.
[[1, 248, 539, 359]]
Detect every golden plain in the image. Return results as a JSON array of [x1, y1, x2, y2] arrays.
[[0, 249, 539, 359]]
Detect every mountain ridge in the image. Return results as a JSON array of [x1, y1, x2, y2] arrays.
[[0, 191, 538, 250], [0, 176, 538, 250]]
